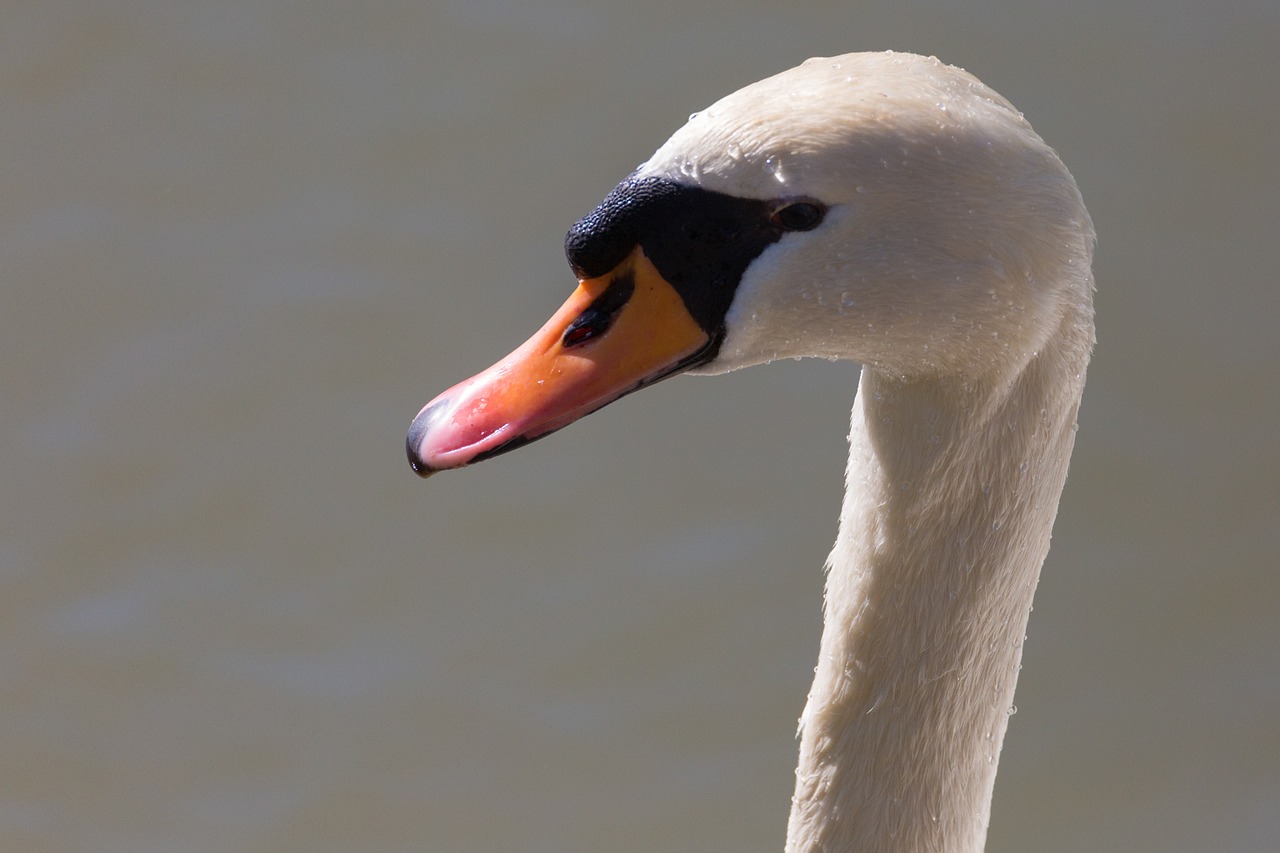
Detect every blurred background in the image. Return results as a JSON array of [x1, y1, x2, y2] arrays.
[[3, 2, 1277, 851]]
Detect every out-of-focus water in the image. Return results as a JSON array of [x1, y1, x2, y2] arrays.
[[3, 2, 1278, 851]]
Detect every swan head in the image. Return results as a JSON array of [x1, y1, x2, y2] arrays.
[[408, 52, 1094, 475], [647, 52, 1094, 377]]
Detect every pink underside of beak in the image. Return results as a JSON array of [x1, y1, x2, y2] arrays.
[[406, 295, 591, 475], [406, 344, 599, 475]]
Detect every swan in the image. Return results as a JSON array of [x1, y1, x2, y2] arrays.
[[406, 52, 1094, 852]]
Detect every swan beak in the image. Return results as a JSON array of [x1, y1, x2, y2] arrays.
[[407, 247, 713, 477]]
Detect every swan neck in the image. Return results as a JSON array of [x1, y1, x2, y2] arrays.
[[786, 322, 1089, 852]]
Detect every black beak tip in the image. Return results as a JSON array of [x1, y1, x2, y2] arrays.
[[406, 398, 450, 479], [407, 445, 434, 478]]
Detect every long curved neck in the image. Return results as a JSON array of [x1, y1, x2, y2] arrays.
[[786, 309, 1091, 852]]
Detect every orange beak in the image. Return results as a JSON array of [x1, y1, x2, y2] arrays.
[[407, 247, 714, 476]]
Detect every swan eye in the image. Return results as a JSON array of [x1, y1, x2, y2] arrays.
[[770, 201, 826, 231]]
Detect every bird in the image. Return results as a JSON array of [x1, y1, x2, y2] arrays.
[[406, 51, 1094, 853]]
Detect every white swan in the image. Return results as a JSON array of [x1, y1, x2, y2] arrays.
[[407, 52, 1094, 853]]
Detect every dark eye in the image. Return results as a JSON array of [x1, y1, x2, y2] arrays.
[[770, 201, 826, 231]]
